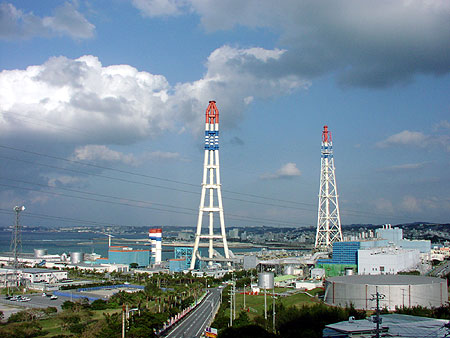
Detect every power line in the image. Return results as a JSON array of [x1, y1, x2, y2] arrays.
[[0, 151, 420, 223], [0, 180, 305, 227]]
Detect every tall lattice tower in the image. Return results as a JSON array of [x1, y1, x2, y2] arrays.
[[315, 126, 343, 249], [190, 101, 230, 269]]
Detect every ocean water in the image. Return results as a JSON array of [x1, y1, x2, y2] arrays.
[[0, 229, 262, 261]]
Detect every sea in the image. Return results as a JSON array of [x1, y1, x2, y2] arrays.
[[0, 229, 263, 261]]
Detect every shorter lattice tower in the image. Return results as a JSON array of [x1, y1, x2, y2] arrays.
[[190, 101, 230, 269], [315, 126, 343, 249], [10, 205, 25, 287]]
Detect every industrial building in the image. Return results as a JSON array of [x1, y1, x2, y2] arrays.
[[169, 258, 187, 272], [358, 247, 420, 275], [324, 275, 448, 310], [376, 224, 431, 253], [102, 246, 150, 267], [323, 314, 450, 338]]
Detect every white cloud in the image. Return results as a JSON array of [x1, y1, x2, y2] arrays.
[[146, 151, 180, 160], [132, 0, 186, 17], [72, 145, 139, 165], [134, 0, 450, 87], [374, 198, 394, 214], [0, 49, 306, 145], [0, 55, 171, 145], [434, 120, 450, 130], [376, 129, 450, 151], [380, 162, 428, 172], [260, 162, 301, 180], [0, 2, 95, 40], [400, 195, 421, 213], [376, 130, 428, 148]]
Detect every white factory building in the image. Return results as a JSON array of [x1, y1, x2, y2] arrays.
[[358, 247, 420, 275]]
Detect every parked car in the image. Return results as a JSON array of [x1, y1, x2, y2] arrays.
[[50, 295, 58, 300]]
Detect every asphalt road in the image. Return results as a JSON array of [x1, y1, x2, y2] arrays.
[[164, 287, 222, 338]]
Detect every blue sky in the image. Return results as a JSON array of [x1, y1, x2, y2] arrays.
[[0, 0, 449, 230]]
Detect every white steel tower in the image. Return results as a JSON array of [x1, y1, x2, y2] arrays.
[[315, 125, 343, 249], [190, 101, 230, 269]]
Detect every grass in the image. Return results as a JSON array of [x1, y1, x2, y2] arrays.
[[37, 308, 122, 337], [232, 288, 323, 318]]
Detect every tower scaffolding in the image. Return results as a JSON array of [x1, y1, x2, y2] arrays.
[[315, 125, 343, 249], [190, 101, 230, 270]]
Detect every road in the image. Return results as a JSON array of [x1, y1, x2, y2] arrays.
[[164, 287, 222, 338]]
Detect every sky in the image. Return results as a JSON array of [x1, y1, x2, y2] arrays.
[[0, 0, 449, 230]]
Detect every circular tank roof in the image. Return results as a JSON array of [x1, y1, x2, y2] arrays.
[[327, 275, 444, 285]]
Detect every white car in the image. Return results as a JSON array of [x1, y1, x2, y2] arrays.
[[50, 295, 58, 300]]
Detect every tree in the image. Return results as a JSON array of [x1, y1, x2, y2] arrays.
[[218, 325, 276, 338]]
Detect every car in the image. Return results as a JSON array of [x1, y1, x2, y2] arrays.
[[5, 295, 12, 300], [50, 295, 58, 300], [42, 292, 47, 297]]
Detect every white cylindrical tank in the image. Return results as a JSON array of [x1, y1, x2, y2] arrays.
[[284, 265, 294, 275], [345, 267, 354, 275], [34, 249, 48, 258], [258, 272, 274, 289], [325, 275, 448, 310], [70, 252, 83, 264]]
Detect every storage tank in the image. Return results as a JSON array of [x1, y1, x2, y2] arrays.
[[70, 252, 84, 264], [284, 265, 295, 275], [344, 267, 354, 275], [325, 275, 448, 310], [34, 249, 48, 258], [258, 272, 274, 289]]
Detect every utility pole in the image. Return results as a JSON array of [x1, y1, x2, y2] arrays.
[[233, 279, 236, 320], [122, 304, 126, 338], [264, 287, 267, 320], [229, 274, 234, 327], [243, 284, 246, 309], [272, 288, 276, 333], [370, 287, 385, 338]]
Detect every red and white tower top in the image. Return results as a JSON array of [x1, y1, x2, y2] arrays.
[[206, 100, 219, 124], [322, 125, 332, 143]]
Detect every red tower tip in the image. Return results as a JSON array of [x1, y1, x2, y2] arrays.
[[322, 125, 332, 143], [206, 101, 219, 124]]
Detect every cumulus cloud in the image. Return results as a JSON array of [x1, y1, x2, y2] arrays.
[[260, 162, 301, 180], [132, 0, 186, 17], [374, 198, 394, 214], [0, 55, 171, 145], [401, 195, 421, 213], [377, 129, 450, 151], [72, 145, 139, 165], [0, 2, 95, 40], [133, 0, 450, 88], [376, 130, 428, 148], [0, 48, 306, 145], [379, 162, 428, 172]]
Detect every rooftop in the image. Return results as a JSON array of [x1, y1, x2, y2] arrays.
[[327, 275, 445, 285]]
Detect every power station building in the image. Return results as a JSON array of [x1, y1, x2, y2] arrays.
[[104, 246, 150, 267], [324, 275, 448, 310]]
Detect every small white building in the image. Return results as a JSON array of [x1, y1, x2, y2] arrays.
[[21, 268, 68, 283], [358, 247, 420, 275]]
